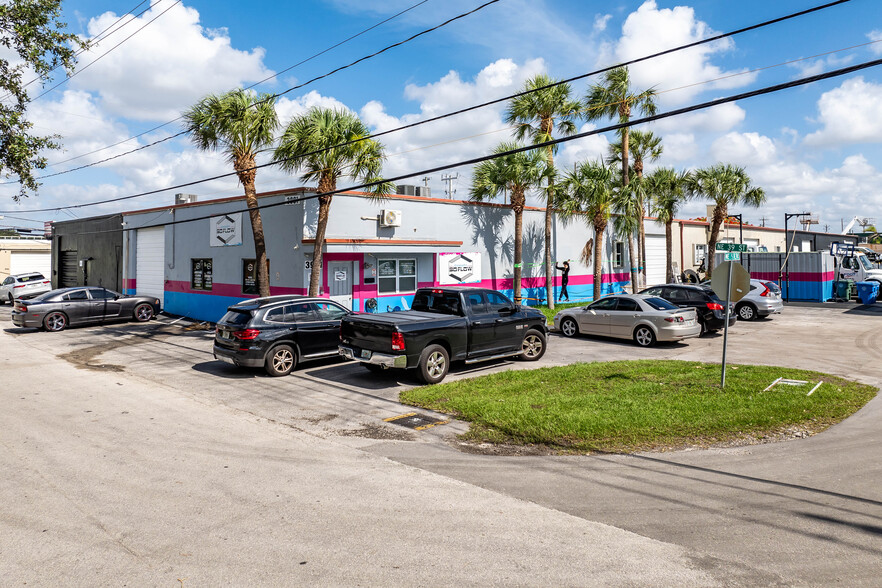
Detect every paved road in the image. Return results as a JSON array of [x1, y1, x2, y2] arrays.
[[1, 303, 880, 585]]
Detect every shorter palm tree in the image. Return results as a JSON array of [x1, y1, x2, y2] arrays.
[[648, 167, 688, 283], [470, 143, 548, 303], [559, 161, 616, 301], [183, 89, 279, 297], [273, 108, 393, 296], [612, 186, 640, 293], [685, 164, 765, 279]]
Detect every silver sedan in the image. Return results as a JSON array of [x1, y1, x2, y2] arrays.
[[553, 294, 701, 347]]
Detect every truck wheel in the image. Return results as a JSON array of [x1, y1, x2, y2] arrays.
[[265, 344, 296, 377], [519, 329, 546, 361], [418, 344, 449, 384]]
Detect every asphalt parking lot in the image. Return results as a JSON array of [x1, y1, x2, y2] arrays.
[[2, 301, 882, 585]]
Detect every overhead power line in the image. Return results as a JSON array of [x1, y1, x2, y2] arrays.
[[28, 1, 183, 103], [15, 0, 849, 184], [44, 0, 432, 169], [13, 54, 882, 220]]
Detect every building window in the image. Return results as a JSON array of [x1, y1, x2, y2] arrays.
[[613, 242, 625, 268], [378, 258, 416, 294], [775, 246, 781, 252], [242, 258, 269, 295], [191, 258, 213, 291], [694, 244, 707, 266]]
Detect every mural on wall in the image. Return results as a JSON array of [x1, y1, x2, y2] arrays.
[[210, 213, 242, 247], [438, 252, 482, 285]]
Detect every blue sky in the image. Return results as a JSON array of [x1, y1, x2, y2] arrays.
[[2, 0, 882, 233]]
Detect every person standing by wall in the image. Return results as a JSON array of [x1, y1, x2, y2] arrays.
[[555, 260, 570, 301]]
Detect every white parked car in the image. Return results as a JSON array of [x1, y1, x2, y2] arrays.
[[0, 272, 52, 303], [735, 279, 783, 321], [553, 294, 701, 347]]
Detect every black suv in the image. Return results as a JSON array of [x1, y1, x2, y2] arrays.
[[213, 296, 351, 376], [639, 284, 735, 335]]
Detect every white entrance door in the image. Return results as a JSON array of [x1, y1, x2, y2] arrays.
[[136, 227, 165, 305], [645, 235, 667, 287], [10, 252, 51, 277], [328, 261, 353, 309]]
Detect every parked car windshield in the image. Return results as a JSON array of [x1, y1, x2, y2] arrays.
[[220, 309, 252, 326], [18, 273, 45, 282], [643, 297, 678, 311], [763, 281, 781, 294], [859, 255, 874, 270], [411, 291, 462, 315]]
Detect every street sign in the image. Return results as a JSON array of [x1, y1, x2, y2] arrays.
[[711, 261, 751, 303], [715, 242, 748, 252], [724, 252, 740, 261]]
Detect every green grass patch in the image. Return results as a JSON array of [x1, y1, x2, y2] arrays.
[[533, 301, 586, 324], [400, 360, 877, 453]]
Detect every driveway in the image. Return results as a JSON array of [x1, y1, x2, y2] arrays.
[[1, 302, 881, 585]]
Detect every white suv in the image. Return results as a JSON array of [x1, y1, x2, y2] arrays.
[[0, 272, 52, 303], [735, 279, 783, 321]]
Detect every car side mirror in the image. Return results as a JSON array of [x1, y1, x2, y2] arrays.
[[114, 295, 120, 300]]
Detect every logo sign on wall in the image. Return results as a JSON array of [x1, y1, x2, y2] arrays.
[[439, 252, 481, 285], [210, 213, 242, 247]]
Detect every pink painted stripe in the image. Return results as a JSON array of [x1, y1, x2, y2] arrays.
[[123, 278, 136, 290], [750, 271, 834, 282], [165, 280, 307, 298]]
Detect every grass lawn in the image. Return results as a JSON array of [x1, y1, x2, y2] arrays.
[[533, 301, 587, 324], [400, 360, 877, 453]]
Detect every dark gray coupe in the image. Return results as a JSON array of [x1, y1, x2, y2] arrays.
[[11, 287, 161, 331]]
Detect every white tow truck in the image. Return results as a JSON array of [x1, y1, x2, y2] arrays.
[[831, 242, 882, 285]]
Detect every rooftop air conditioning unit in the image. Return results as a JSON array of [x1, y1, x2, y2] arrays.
[[175, 193, 198, 205], [380, 209, 402, 227], [414, 186, 431, 198], [395, 185, 416, 196]]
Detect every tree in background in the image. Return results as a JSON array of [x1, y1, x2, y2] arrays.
[[0, 0, 87, 200], [559, 161, 616, 301], [183, 89, 279, 297], [609, 129, 662, 287], [505, 74, 580, 310], [647, 167, 689, 283], [470, 143, 548, 303], [685, 164, 765, 279], [274, 107, 393, 297], [612, 183, 641, 293]]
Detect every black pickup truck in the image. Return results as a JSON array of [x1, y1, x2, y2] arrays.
[[339, 287, 548, 384]]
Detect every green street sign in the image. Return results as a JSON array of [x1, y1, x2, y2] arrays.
[[725, 252, 740, 261], [715, 243, 748, 252]]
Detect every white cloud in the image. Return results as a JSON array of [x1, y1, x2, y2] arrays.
[[276, 91, 352, 125], [711, 132, 777, 166], [804, 77, 882, 146], [652, 102, 745, 133], [614, 1, 757, 106], [787, 54, 854, 79], [868, 30, 882, 55], [69, 3, 274, 121], [594, 14, 612, 32], [657, 133, 696, 163]]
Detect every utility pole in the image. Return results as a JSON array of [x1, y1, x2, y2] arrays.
[[759, 216, 767, 227], [441, 173, 458, 199], [421, 176, 430, 187]]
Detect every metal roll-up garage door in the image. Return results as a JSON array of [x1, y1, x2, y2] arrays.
[[645, 235, 668, 287], [136, 227, 165, 305], [59, 251, 78, 287], [10, 252, 51, 277]]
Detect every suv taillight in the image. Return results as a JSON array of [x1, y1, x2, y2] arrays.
[[706, 302, 724, 311], [391, 332, 405, 351], [759, 283, 771, 297], [233, 328, 260, 340]]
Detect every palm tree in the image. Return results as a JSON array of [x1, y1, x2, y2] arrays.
[[470, 142, 548, 303], [685, 164, 766, 279], [273, 107, 393, 297], [648, 167, 688, 283], [505, 74, 581, 309], [183, 89, 279, 297], [559, 161, 616, 301], [609, 129, 663, 286], [612, 185, 640, 293]]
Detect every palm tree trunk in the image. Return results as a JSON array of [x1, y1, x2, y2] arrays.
[[236, 155, 270, 298], [512, 188, 525, 304], [593, 212, 605, 301], [636, 167, 646, 289], [544, 191, 554, 307], [628, 234, 638, 294], [309, 175, 335, 297], [665, 220, 673, 284], [706, 204, 727, 280]]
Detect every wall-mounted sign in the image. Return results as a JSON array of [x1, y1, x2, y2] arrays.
[[210, 213, 242, 247], [438, 252, 481, 285], [334, 270, 347, 281]]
